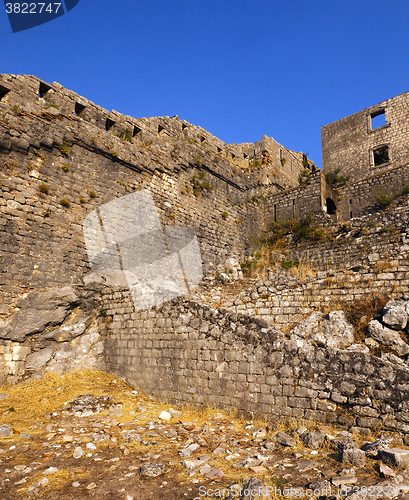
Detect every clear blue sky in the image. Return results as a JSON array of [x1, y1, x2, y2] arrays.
[[2, 0, 409, 167]]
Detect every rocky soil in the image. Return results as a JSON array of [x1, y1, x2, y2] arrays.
[[0, 371, 409, 500]]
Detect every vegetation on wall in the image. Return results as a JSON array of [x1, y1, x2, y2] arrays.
[[190, 171, 214, 196], [299, 169, 311, 185], [325, 168, 350, 189]]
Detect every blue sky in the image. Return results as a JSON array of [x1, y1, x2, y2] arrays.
[[1, 0, 409, 167]]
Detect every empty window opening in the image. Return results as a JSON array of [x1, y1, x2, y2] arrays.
[[74, 102, 85, 117], [326, 198, 336, 215], [158, 124, 165, 134], [280, 149, 283, 160], [181, 123, 188, 130], [274, 204, 277, 222], [217, 146, 222, 153], [0, 85, 10, 101], [133, 126, 142, 137], [373, 145, 389, 166], [350, 211, 353, 219], [105, 118, 116, 131], [38, 81, 51, 98], [291, 159, 293, 169], [292, 199, 295, 205], [349, 199, 352, 205], [200, 136, 205, 143], [231, 153, 236, 159], [371, 110, 386, 130], [243, 153, 248, 159]]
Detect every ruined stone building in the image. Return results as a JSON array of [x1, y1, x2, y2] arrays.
[[1, 75, 409, 440]]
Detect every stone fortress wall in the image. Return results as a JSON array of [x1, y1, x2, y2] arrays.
[[101, 291, 409, 443]]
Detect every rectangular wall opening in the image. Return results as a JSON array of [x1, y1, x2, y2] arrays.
[[133, 126, 142, 137], [105, 118, 116, 131], [75, 102, 85, 116], [158, 124, 165, 134], [373, 145, 389, 166], [38, 81, 52, 98], [0, 85, 10, 101], [371, 110, 386, 130]]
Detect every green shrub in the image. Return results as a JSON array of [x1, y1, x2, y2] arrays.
[[61, 164, 69, 172], [45, 103, 60, 110], [251, 160, 261, 168], [60, 198, 70, 208], [325, 168, 350, 189], [221, 211, 229, 218], [299, 169, 311, 185], [80, 197, 86, 204], [376, 191, 395, 207], [58, 141, 70, 157], [168, 213, 175, 220], [39, 183, 50, 194], [89, 190, 96, 198], [191, 171, 214, 196]]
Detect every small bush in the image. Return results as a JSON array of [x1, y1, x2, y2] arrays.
[[27, 162, 33, 172], [39, 183, 50, 194], [111, 150, 118, 157], [195, 157, 202, 165], [325, 168, 350, 189], [60, 198, 70, 208], [91, 137, 97, 145], [376, 191, 395, 207], [168, 213, 175, 220], [221, 211, 229, 218], [117, 128, 133, 142], [61, 164, 69, 172], [299, 169, 311, 185], [191, 171, 214, 196], [89, 190, 96, 198], [80, 197, 86, 204], [58, 140, 70, 157], [11, 105, 19, 114], [45, 103, 60, 110], [251, 160, 261, 168]]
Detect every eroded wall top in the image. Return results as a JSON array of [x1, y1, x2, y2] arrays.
[[321, 90, 409, 182]]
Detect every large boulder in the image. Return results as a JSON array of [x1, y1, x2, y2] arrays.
[[290, 310, 356, 349], [382, 299, 409, 331], [0, 286, 79, 342], [367, 320, 409, 356]]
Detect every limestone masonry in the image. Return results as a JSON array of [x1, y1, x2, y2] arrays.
[[1, 75, 409, 441]]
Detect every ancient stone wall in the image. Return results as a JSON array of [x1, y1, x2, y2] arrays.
[[263, 170, 338, 225], [337, 163, 409, 221], [322, 91, 409, 182], [0, 73, 316, 307], [101, 290, 409, 442]]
